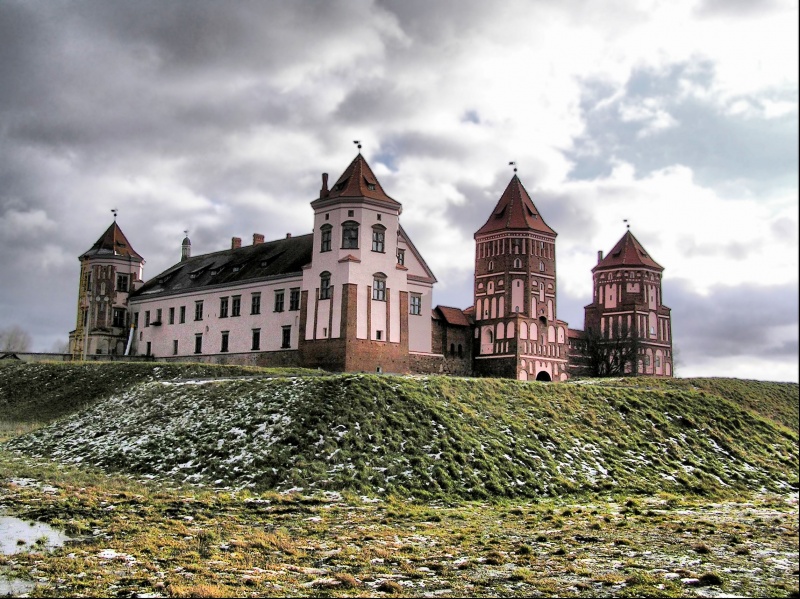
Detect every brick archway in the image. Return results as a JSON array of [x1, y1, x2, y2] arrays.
[[535, 371, 551, 382]]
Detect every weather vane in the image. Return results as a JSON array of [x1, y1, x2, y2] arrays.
[[509, 161, 517, 173], [353, 140, 362, 153], [184, 230, 189, 237], [623, 219, 630, 230], [111, 208, 118, 221]]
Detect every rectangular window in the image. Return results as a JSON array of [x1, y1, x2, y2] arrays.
[[320, 227, 332, 252], [372, 278, 386, 301], [274, 290, 285, 312], [320, 276, 331, 300], [179, 306, 186, 324], [195, 301, 203, 321], [251, 293, 261, 315], [155, 308, 162, 324], [220, 297, 229, 318], [145, 310, 151, 327], [172, 339, 178, 355], [289, 288, 300, 311], [221, 331, 229, 353], [146, 341, 151, 356], [116, 274, 129, 292], [397, 248, 405, 265], [133, 312, 139, 328], [342, 223, 359, 249], [376, 330, 383, 341], [86, 272, 92, 291], [194, 334, 202, 354], [168, 307, 175, 325], [281, 326, 291, 349], [112, 308, 126, 327], [252, 329, 261, 351], [231, 296, 241, 317], [410, 294, 422, 315], [372, 228, 385, 252]]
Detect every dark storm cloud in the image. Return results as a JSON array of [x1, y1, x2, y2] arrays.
[[669, 279, 799, 359], [568, 62, 798, 192]]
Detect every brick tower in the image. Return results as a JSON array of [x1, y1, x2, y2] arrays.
[[583, 230, 673, 376], [473, 174, 569, 381], [68, 221, 145, 358]]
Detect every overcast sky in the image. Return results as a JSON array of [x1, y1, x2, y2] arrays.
[[1, 0, 797, 381]]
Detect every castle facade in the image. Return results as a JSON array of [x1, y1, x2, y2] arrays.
[[69, 153, 673, 379]]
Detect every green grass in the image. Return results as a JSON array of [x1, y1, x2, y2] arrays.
[[2, 363, 797, 499]]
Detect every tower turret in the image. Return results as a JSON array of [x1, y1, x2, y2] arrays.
[[583, 230, 673, 376], [181, 232, 192, 261], [473, 173, 569, 381], [68, 221, 145, 358]]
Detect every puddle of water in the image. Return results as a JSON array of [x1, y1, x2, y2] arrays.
[[0, 515, 71, 555], [0, 515, 72, 595]]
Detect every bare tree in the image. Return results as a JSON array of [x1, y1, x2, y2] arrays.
[[0, 325, 33, 352], [50, 339, 70, 354], [582, 325, 641, 377]]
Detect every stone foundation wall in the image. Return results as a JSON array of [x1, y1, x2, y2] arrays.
[[160, 350, 301, 368], [409, 352, 473, 376]]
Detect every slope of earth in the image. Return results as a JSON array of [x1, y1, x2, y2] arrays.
[[4, 367, 798, 499]]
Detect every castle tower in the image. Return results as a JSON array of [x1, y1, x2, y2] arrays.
[[181, 234, 191, 261], [68, 221, 145, 358], [583, 230, 673, 376], [473, 175, 569, 381], [299, 153, 435, 372]]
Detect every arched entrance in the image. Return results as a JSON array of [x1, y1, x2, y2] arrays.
[[535, 371, 551, 382]]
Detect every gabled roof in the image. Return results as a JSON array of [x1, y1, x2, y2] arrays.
[[81, 222, 143, 261], [131, 234, 313, 299], [594, 230, 663, 272], [314, 154, 401, 209], [434, 305, 473, 327], [475, 175, 556, 238]]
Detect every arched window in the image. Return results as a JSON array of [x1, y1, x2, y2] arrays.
[[457, 344, 463, 358], [449, 343, 455, 356], [371, 224, 386, 252], [320, 224, 332, 252], [539, 261, 545, 272], [342, 220, 359, 249], [514, 258, 522, 269], [320, 271, 332, 299], [372, 272, 387, 301], [488, 260, 494, 271]]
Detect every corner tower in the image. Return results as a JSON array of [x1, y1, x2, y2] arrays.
[[299, 154, 435, 372], [473, 175, 569, 381], [68, 221, 145, 358], [583, 230, 673, 376]]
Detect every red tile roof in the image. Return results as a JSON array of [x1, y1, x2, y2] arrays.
[[322, 154, 401, 208], [81, 222, 143, 261], [594, 230, 663, 272], [475, 175, 556, 237], [435, 305, 472, 327]]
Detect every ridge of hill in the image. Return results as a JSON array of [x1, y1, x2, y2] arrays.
[[2, 363, 797, 499]]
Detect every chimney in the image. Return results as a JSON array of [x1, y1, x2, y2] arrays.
[[253, 233, 265, 245], [231, 237, 241, 249], [597, 250, 604, 263], [321, 172, 329, 197], [286, 233, 292, 239]]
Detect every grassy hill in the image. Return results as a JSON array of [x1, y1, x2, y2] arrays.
[[2, 362, 797, 499]]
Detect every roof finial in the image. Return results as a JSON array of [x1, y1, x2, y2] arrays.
[[353, 140, 362, 153], [111, 208, 118, 221], [509, 161, 517, 173], [623, 219, 630, 230], [184, 230, 189, 237]]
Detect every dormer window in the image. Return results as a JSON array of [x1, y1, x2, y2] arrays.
[[342, 221, 359, 249], [367, 184, 376, 190]]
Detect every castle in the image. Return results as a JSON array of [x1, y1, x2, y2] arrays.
[[68, 153, 674, 379]]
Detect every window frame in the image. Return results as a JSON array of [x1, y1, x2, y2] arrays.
[[281, 326, 291, 349], [410, 294, 422, 315], [231, 295, 241, 317], [320, 224, 332, 252], [371, 225, 386, 253], [251, 328, 261, 351], [341, 220, 359, 249], [289, 288, 300, 311], [372, 274, 387, 301], [320, 272, 332, 300], [274, 289, 285, 312], [251, 293, 261, 315], [194, 301, 204, 321], [219, 296, 229, 318]]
